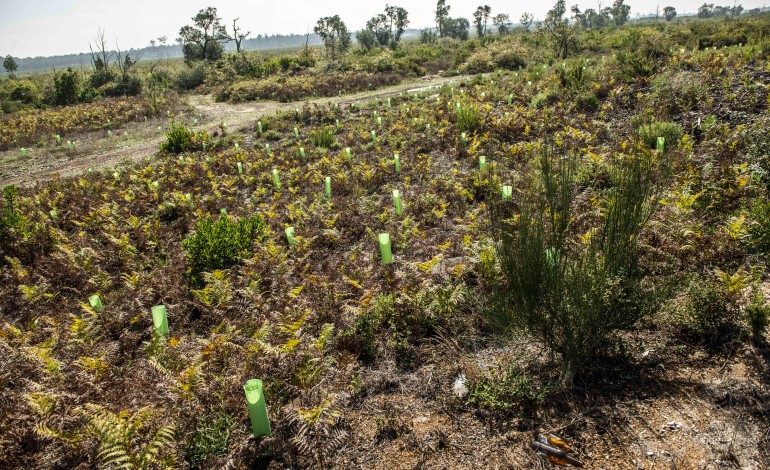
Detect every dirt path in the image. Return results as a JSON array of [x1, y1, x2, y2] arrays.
[[0, 75, 466, 187]]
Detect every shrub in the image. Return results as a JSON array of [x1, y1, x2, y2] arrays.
[[636, 121, 683, 149], [0, 185, 22, 239], [574, 91, 599, 112], [183, 214, 266, 286], [744, 292, 770, 343], [8, 80, 41, 107], [52, 67, 82, 105], [488, 144, 658, 382], [175, 63, 207, 91], [677, 276, 737, 340], [456, 103, 481, 132], [309, 126, 336, 148], [749, 200, 770, 253], [184, 409, 233, 468], [468, 364, 549, 413], [160, 120, 209, 153], [460, 38, 527, 73]]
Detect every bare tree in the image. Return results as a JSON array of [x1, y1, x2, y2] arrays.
[[231, 17, 251, 53], [520, 12, 534, 32]]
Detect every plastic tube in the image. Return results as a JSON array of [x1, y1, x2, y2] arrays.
[[379, 233, 393, 264], [285, 227, 296, 246], [243, 379, 271, 437], [325, 176, 331, 199], [393, 190, 403, 215], [272, 169, 281, 189], [89, 294, 103, 311], [151, 305, 169, 336]]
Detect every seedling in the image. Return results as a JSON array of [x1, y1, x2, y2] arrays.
[[379, 233, 393, 264], [285, 226, 296, 246], [272, 169, 281, 189], [152, 305, 169, 336], [243, 379, 271, 437]]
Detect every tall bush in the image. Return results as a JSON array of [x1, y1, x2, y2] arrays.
[[489, 144, 659, 382]]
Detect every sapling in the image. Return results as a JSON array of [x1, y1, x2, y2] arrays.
[[379, 233, 393, 264], [243, 379, 271, 437], [152, 305, 169, 336], [20, 148, 26, 156], [508, 95, 513, 105], [285, 226, 296, 246], [50, 209, 58, 220], [107, 130, 112, 138], [123, 131, 128, 140], [55, 135, 61, 145]]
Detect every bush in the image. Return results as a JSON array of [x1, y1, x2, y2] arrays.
[[488, 145, 658, 382], [183, 214, 266, 286], [749, 200, 770, 253], [184, 409, 233, 468], [52, 67, 82, 105], [460, 38, 527, 74], [175, 63, 207, 91], [744, 292, 770, 343], [678, 276, 737, 340], [574, 91, 599, 112], [468, 365, 549, 413], [8, 80, 41, 107], [456, 103, 481, 132], [309, 126, 336, 148], [636, 121, 683, 150], [160, 120, 209, 154]]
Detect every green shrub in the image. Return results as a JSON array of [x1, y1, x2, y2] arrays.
[[530, 90, 560, 109], [52, 67, 82, 105], [8, 80, 41, 107], [749, 200, 770, 253], [636, 121, 683, 149], [468, 365, 549, 412], [184, 409, 233, 468], [574, 91, 599, 112], [744, 292, 770, 343], [309, 126, 337, 148], [456, 103, 481, 132], [678, 276, 737, 340], [488, 144, 658, 382], [175, 63, 207, 91], [160, 120, 208, 153], [461, 38, 528, 74], [183, 214, 266, 286]]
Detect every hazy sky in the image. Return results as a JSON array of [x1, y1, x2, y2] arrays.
[[0, 0, 766, 58]]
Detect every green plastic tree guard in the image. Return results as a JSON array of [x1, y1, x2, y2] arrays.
[[388, 98, 392, 107], [336, 119, 340, 129], [479, 156, 487, 171], [272, 169, 281, 189], [123, 132, 128, 140], [461, 133, 467, 147], [220, 208, 228, 217], [237, 162, 243, 175], [285, 227, 296, 247], [294, 127, 299, 138], [50, 209, 58, 220], [89, 294, 103, 311], [377, 116, 382, 130], [300, 147, 305, 158], [346, 147, 352, 163], [265, 143, 271, 155], [152, 305, 169, 336], [656, 137, 665, 152], [325, 176, 331, 199], [179, 155, 185, 164], [244, 379, 272, 437], [502, 185, 513, 200], [508, 95, 513, 105], [393, 190, 403, 215], [394, 155, 400, 173], [371, 131, 377, 144], [379, 233, 393, 264], [258, 121, 263, 133], [107, 130, 112, 138]]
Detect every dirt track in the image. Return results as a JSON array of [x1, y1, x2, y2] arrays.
[[0, 75, 465, 187]]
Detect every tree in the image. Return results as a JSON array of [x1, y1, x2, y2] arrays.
[[89, 28, 115, 88], [365, 5, 409, 49], [314, 15, 352, 59], [231, 18, 251, 53], [731, 2, 743, 18], [520, 12, 534, 32], [355, 29, 377, 51], [493, 13, 511, 35], [539, 0, 578, 59], [3, 55, 17, 79], [473, 5, 492, 38], [697, 3, 714, 18], [442, 17, 470, 40], [436, 0, 451, 37], [663, 6, 677, 21], [178, 7, 230, 63], [610, 0, 631, 26]]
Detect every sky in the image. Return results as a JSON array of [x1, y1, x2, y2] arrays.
[[0, 0, 766, 58]]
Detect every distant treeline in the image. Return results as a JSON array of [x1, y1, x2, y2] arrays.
[[4, 33, 327, 75]]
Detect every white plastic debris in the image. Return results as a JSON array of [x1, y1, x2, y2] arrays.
[[453, 374, 468, 398]]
